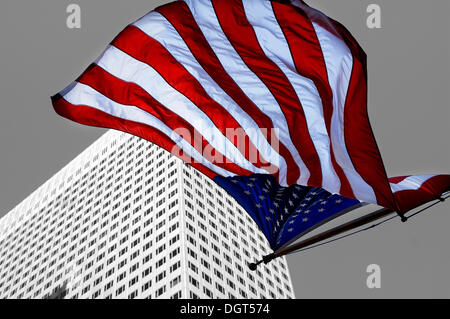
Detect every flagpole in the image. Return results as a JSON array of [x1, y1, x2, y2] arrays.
[[248, 207, 396, 271]]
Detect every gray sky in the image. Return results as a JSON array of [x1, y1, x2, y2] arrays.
[[1, 0, 449, 298]]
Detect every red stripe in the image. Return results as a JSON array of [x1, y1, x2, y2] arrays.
[[155, 1, 299, 185], [210, 0, 323, 188], [51, 95, 219, 180], [111, 25, 276, 176], [392, 175, 450, 213], [76, 64, 254, 177], [324, 16, 395, 209], [271, 1, 355, 198]]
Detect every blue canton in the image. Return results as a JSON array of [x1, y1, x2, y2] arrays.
[[214, 174, 360, 250]]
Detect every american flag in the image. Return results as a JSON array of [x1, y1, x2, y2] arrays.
[[52, 0, 449, 246]]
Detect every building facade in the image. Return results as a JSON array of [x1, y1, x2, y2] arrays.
[[0, 130, 295, 299]]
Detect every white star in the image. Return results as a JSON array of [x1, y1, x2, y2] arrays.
[[288, 228, 294, 232], [244, 190, 251, 195], [302, 218, 308, 222], [305, 197, 311, 201], [318, 208, 325, 212], [300, 203, 307, 207], [265, 216, 271, 221], [255, 203, 262, 208], [304, 210, 310, 214], [274, 202, 279, 208], [292, 193, 298, 199], [247, 183, 254, 187], [259, 195, 265, 200], [321, 201, 327, 205], [288, 200, 294, 206], [263, 188, 269, 193], [335, 199, 343, 204], [289, 220, 295, 225], [269, 208, 275, 215]]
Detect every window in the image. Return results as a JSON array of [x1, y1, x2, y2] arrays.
[[170, 275, 181, 288], [215, 283, 225, 294], [170, 291, 182, 299], [203, 287, 213, 298], [169, 247, 180, 259], [156, 257, 166, 269], [188, 261, 198, 274], [155, 286, 166, 298], [227, 279, 236, 289], [189, 291, 199, 299], [129, 276, 138, 287], [115, 285, 125, 296], [142, 280, 152, 292], [188, 276, 199, 288], [156, 271, 166, 283], [128, 290, 138, 299], [170, 261, 180, 273]]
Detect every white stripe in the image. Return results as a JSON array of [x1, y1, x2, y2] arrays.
[[293, 0, 378, 204], [390, 175, 437, 193], [132, 12, 286, 184], [243, 0, 340, 193], [61, 82, 236, 178], [183, 0, 310, 185], [95, 45, 266, 175]]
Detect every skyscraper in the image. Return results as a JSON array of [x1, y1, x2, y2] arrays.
[[0, 130, 295, 299]]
